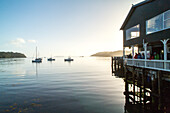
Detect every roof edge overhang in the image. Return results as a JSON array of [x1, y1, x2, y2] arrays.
[[120, 0, 154, 30]]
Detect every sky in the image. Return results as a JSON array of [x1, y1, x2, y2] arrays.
[[0, 0, 144, 57]]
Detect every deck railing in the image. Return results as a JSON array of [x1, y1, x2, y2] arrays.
[[124, 58, 170, 72]]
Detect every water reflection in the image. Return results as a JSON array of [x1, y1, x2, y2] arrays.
[[36, 63, 38, 77], [32, 62, 41, 78], [0, 57, 125, 113], [0, 58, 25, 65]]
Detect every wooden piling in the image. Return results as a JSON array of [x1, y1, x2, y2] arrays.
[[124, 65, 130, 109], [157, 70, 162, 110], [114, 58, 116, 71], [137, 70, 142, 104], [132, 66, 136, 104], [111, 57, 114, 73], [118, 60, 120, 70], [151, 72, 157, 112], [142, 68, 146, 106]]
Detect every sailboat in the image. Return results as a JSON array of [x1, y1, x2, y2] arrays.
[[47, 57, 55, 61], [32, 47, 42, 63], [47, 54, 55, 61], [64, 56, 74, 61]]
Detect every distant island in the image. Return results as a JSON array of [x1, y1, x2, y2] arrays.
[[0, 52, 26, 58], [91, 50, 123, 57]]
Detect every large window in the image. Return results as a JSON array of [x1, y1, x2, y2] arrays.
[[126, 24, 140, 40], [164, 10, 170, 29], [146, 10, 170, 34]]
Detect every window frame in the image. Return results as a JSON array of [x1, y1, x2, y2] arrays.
[[163, 10, 170, 29], [126, 24, 140, 40], [146, 10, 170, 35]]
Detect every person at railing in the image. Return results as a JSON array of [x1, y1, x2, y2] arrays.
[[134, 53, 138, 59], [137, 53, 142, 59], [127, 53, 132, 58], [155, 53, 160, 60], [141, 53, 145, 59], [149, 54, 154, 60], [153, 52, 160, 60]]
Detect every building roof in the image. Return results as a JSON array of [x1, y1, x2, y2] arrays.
[[120, 0, 154, 30]]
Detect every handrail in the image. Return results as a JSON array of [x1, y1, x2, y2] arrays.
[[124, 58, 170, 72], [125, 58, 170, 63]]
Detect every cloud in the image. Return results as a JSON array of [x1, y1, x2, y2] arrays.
[[10, 38, 37, 47], [11, 38, 26, 47], [27, 40, 36, 43]]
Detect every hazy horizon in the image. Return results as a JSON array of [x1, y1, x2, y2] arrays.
[[0, 0, 143, 57]]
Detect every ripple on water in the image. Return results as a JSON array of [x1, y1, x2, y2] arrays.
[[0, 57, 125, 113]]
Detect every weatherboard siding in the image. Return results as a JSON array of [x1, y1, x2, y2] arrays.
[[122, 0, 170, 47]]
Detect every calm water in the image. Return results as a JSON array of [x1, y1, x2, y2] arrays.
[[0, 57, 125, 113]]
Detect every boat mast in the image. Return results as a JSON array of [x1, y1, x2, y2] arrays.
[[36, 46, 37, 59]]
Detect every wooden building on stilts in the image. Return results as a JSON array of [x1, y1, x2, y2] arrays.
[[112, 0, 170, 112]]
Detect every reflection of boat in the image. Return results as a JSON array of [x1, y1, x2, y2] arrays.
[[64, 57, 74, 61], [32, 47, 42, 63], [47, 58, 55, 61]]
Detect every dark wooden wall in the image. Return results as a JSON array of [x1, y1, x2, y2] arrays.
[[123, 0, 170, 47]]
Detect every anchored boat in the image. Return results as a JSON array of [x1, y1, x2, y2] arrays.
[[48, 58, 55, 61], [32, 47, 42, 63], [64, 57, 74, 61]]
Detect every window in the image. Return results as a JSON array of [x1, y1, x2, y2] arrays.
[[164, 10, 170, 29], [126, 24, 140, 40], [146, 10, 170, 34]]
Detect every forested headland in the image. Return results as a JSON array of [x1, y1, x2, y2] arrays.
[[91, 50, 123, 57], [0, 52, 26, 58]]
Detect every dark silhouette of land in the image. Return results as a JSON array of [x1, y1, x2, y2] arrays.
[[91, 50, 123, 57], [0, 52, 26, 58]]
